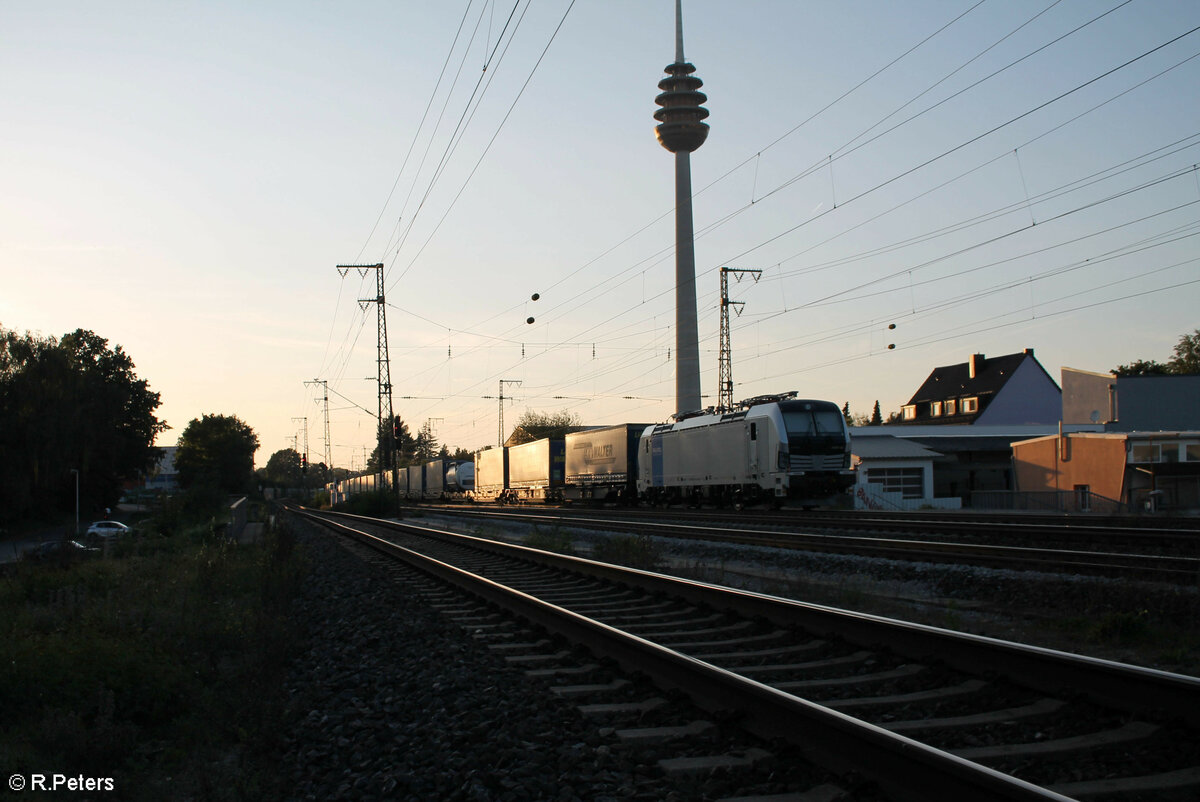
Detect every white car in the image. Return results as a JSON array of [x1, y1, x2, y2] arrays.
[[86, 521, 131, 539]]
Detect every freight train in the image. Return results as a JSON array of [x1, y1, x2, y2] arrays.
[[328, 393, 854, 509]]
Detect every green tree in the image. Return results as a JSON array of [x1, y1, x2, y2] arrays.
[[507, 408, 581, 445], [1113, 329, 1200, 376], [260, 448, 303, 488], [367, 415, 413, 471], [870, 400, 883, 426], [413, 421, 439, 464], [1168, 328, 1200, 374], [841, 401, 852, 426], [1113, 358, 1171, 377], [0, 327, 166, 523], [175, 414, 259, 493]]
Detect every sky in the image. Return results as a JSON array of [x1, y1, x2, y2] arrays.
[[3, 0, 1198, 471]]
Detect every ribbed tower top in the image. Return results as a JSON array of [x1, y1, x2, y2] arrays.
[[654, 0, 709, 154]]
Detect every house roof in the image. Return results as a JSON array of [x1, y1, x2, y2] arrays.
[[850, 434, 941, 460], [907, 350, 1048, 404]]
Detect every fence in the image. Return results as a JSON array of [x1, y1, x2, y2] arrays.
[[854, 483, 962, 512], [969, 490, 1128, 514]]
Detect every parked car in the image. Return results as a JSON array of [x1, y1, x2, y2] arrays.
[[21, 540, 100, 561], [86, 521, 131, 539]]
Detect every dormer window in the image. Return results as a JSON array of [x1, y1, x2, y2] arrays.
[[962, 397, 978, 413], [902, 405, 916, 420], [945, 399, 957, 415], [930, 402, 942, 417]]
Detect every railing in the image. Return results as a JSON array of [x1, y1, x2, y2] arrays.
[[970, 490, 1128, 514], [854, 484, 962, 511]]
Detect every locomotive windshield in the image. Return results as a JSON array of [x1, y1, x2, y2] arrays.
[[779, 401, 846, 452]]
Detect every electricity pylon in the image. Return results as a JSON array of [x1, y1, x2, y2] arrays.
[[718, 266, 761, 413]]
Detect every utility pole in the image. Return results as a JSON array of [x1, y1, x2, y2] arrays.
[[498, 379, 521, 446], [718, 266, 761, 413], [292, 416, 309, 481], [306, 379, 332, 471], [338, 263, 399, 511]]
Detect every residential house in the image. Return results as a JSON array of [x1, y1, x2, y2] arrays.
[[899, 349, 1061, 426]]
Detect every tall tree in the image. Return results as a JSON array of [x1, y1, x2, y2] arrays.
[[175, 414, 259, 493], [260, 448, 303, 488], [1113, 358, 1171, 377], [367, 415, 413, 471], [0, 327, 166, 522], [1168, 328, 1200, 374], [507, 409, 581, 445], [1113, 329, 1200, 376], [413, 420, 439, 464], [870, 400, 883, 426]]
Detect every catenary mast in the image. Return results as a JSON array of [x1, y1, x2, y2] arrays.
[[654, 0, 709, 417]]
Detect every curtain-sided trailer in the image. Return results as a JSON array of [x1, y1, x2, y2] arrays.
[[404, 464, 424, 500], [503, 438, 566, 503], [562, 424, 650, 504], [472, 447, 509, 502]]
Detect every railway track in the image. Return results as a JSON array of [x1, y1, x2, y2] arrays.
[[420, 505, 1200, 584], [295, 506, 1200, 801]]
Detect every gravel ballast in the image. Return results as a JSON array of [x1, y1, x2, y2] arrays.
[[281, 519, 690, 802]]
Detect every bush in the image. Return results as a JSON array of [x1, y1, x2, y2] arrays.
[[0, 513, 306, 798], [524, 525, 575, 555], [591, 534, 663, 570]]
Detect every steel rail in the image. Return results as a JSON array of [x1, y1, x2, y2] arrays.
[[314, 507, 1200, 727], [296, 507, 1073, 802], [423, 505, 1200, 582]]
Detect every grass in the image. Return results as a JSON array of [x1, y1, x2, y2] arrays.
[[591, 533, 664, 571], [524, 525, 576, 555], [0, 504, 307, 800]]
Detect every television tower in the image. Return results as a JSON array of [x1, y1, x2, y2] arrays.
[[655, 0, 709, 417]]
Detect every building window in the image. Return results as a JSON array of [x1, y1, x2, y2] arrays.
[[962, 397, 978, 413], [930, 402, 942, 417], [902, 405, 916, 420], [1130, 444, 1160, 463], [945, 399, 957, 415], [1186, 444, 1200, 462], [1160, 444, 1180, 463], [867, 467, 925, 499]]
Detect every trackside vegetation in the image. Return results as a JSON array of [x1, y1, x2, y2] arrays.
[[0, 496, 306, 800]]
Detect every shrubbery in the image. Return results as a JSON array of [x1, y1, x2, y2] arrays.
[[0, 492, 306, 799]]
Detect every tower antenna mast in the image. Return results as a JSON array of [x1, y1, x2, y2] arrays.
[[654, 0, 710, 417]]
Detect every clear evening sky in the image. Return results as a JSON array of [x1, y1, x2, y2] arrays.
[[3, 1, 1198, 469]]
